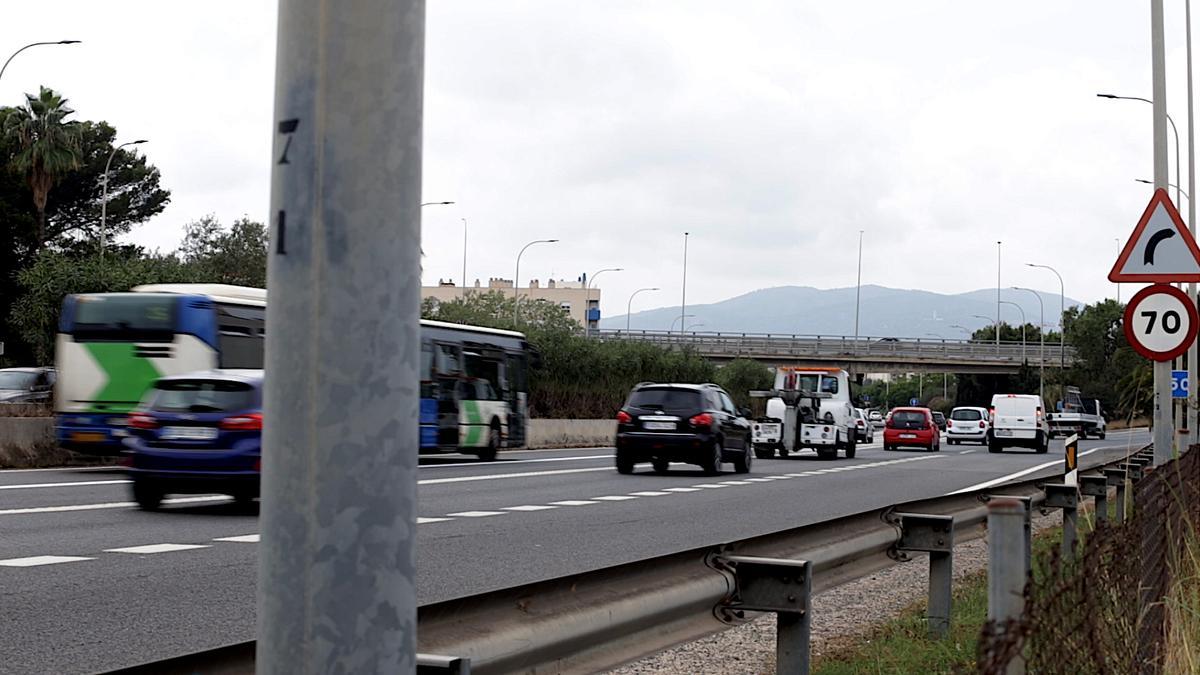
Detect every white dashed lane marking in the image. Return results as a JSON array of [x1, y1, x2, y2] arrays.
[[549, 500, 599, 506], [502, 505, 558, 512], [445, 511, 506, 518], [662, 487, 702, 493], [213, 534, 260, 543], [629, 491, 671, 497], [105, 544, 211, 554], [416, 517, 454, 524], [0, 495, 230, 517], [0, 479, 129, 491], [0, 555, 94, 567], [592, 495, 639, 501]]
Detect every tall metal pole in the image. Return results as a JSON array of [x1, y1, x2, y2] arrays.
[[461, 217, 468, 298], [626, 287, 659, 333], [680, 232, 689, 335], [1014, 287, 1045, 404], [259, 1, 423, 672], [996, 241, 1002, 354], [1000, 301, 1027, 363], [854, 230, 864, 345], [1116, 238, 1122, 303], [513, 238, 558, 326], [1152, 0, 1173, 466], [1188, 0, 1198, 447], [1026, 264, 1065, 370], [0, 40, 81, 82], [585, 267, 622, 336], [99, 139, 147, 258]]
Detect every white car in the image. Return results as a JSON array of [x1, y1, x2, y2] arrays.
[[868, 410, 884, 427], [989, 394, 1050, 454], [852, 408, 875, 443], [946, 406, 989, 445]]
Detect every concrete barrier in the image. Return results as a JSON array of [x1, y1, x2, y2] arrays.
[[526, 419, 616, 449], [0, 417, 54, 448]]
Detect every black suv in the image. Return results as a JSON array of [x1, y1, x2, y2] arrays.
[[615, 383, 753, 475]]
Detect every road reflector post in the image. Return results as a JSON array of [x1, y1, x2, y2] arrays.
[[1063, 434, 1079, 486], [716, 555, 812, 674], [987, 498, 1028, 675], [1042, 484, 1080, 561], [890, 513, 955, 638], [1105, 468, 1129, 523], [258, 0, 425, 672], [1079, 474, 1109, 522]]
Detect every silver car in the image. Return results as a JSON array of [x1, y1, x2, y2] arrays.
[[853, 408, 875, 443]]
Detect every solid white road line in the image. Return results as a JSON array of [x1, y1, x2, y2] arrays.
[[0, 479, 129, 491], [662, 487, 702, 493], [105, 543, 211, 554], [0, 495, 229, 517], [418, 466, 613, 485], [592, 495, 639, 501], [421, 454, 612, 469], [502, 505, 558, 512], [416, 517, 454, 524], [549, 500, 599, 506], [213, 534, 260, 543], [692, 483, 727, 488], [628, 491, 671, 497], [445, 511, 506, 518], [718, 481, 752, 486], [947, 447, 1110, 495], [0, 555, 94, 567]]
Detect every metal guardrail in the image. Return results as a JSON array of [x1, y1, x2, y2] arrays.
[[594, 329, 1074, 365], [102, 446, 1143, 675]]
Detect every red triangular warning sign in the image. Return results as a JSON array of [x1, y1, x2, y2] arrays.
[[1110, 188, 1200, 282]]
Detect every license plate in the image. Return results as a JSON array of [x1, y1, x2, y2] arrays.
[[71, 432, 106, 443], [643, 421, 676, 431], [900, 433, 916, 439], [161, 426, 219, 441], [759, 424, 781, 435], [996, 429, 1013, 437]]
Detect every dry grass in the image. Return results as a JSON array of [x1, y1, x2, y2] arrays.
[[1164, 511, 1200, 672], [0, 403, 52, 417], [0, 439, 117, 469]]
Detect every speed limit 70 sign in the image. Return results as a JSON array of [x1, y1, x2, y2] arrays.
[[1124, 284, 1199, 361]]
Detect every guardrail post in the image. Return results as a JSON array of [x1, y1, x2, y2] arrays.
[[891, 513, 955, 638], [986, 494, 1032, 575], [987, 499, 1028, 675], [1042, 484, 1079, 561], [1079, 474, 1108, 523], [716, 555, 812, 674], [1105, 468, 1128, 523]]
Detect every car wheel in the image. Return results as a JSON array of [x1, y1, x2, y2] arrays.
[[931, 439, 940, 452], [845, 435, 857, 459], [1035, 432, 1049, 454], [883, 443, 893, 452], [132, 480, 164, 511], [701, 440, 723, 476], [1098, 430, 1106, 440], [817, 446, 837, 460], [778, 445, 789, 458], [988, 441, 1002, 454], [753, 444, 775, 460], [477, 424, 501, 462], [733, 445, 752, 474], [616, 449, 635, 474], [652, 458, 670, 474]]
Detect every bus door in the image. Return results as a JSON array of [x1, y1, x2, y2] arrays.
[[505, 352, 528, 447], [434, 342, 463, 448]]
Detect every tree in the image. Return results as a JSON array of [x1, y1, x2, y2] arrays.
[[179, 215, 268, 287], [9, 249, 195, 363], [1062, 300, 1143, 420], [715, 358, 773, 408], [2, 87, 81, 247]]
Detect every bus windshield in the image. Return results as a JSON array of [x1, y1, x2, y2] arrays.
[[71, 295, 176, 340]]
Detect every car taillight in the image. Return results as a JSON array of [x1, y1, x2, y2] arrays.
[[979, 421, 986, 429], [617, 411, 632, 424], [220, 413, 263, 431], [1036, 407, 1044, 419], [690, 413, 714, 430], [254, 458, 261, 472], [128, 413, 158, 430]]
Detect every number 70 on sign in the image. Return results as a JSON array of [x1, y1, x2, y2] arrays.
[[1123, 284, 1199, 362]]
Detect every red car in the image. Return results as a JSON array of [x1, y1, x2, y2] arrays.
[[883, 407, 941, 452]]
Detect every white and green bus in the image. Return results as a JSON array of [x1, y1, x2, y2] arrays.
[[55, 284, 531, 460]]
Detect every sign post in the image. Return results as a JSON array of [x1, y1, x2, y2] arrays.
[[1111, 188, 1200, 465]]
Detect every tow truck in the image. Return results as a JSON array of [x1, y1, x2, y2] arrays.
[[749, 367, 856, 460], [1046, 386, 1106, 440]]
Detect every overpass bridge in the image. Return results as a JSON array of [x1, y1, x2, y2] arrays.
[[594, 330, 1073, 375]]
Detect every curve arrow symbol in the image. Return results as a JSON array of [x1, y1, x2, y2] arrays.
[[1145, 228, 1176, 265]]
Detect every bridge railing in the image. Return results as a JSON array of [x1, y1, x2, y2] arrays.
[[593, 330, 1072, 364]]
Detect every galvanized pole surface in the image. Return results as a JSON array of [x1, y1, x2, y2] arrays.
[[1188, 0, 1198, 448], [462, 217, 468, 299], [996, 241, 1002, 354], [775, 562, 812, 675], [1062, 502, 1078, 561], [258, 1, 423, 673], [987, 498, 1027, 675], [928, 551, 952, 638], [854, 230, 864, 347], [1152, 0, 1174, 466]]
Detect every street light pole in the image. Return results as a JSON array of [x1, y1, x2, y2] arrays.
[[513, 239, 558, 326], [1000, 301, 1027, 363], [1151, 0, 1172, 466], [1189, 0, 1199, 446], [670, 314, 696, 333], [973, 314, 999, 344], [854, 230, 864, 346], [0, 40, 81, 82], [1099, 94, 1183, 208], [1013, 287, 1046, 405], [626, 287, 660, 333], [996, 241, 1002, 354], [585, 267, 623, 336], [461, 218, 467, 298], [680, 232, 689, 335], [1026, 263, 1065, 370], [99, 139, 148, 258]]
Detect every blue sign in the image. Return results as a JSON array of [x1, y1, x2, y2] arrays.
[[910, 397, 920, 406], [862, 394, 871, 403], [1173, 370, 1190, 399]]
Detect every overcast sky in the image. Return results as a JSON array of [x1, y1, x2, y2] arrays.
[[2, 2, 1192, 318]]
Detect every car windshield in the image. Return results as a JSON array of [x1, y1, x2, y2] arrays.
[[627, 388, 703, 413], [151, 379, 258, 413], [933, 413, 945, 421], [951, 409, 982, 421], [0, 372, 37, 390]]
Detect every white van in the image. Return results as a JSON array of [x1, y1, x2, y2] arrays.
[[989, 394, 1050, 454]]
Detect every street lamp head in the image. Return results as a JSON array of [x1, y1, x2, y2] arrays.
[[131, 139, 148, 145], [1136, 178, 1153, 185], [1096, 93, 1118, 99], [58, 40, 82, 45], [546, 239, 560, 243]]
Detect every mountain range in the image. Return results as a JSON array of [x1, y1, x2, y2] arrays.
[[601, 285, 1084, 338]]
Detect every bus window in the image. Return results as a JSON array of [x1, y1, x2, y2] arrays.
[[71, 295, 177, 342], [437, 344, 461, 374]]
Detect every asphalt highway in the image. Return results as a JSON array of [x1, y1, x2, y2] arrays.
[[0, 428, 1148, 674]]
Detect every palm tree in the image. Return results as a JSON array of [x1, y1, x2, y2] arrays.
[[3, 86, 81, 247]]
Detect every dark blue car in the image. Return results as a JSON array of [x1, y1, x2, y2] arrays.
[[123, 369, 263, 510]]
